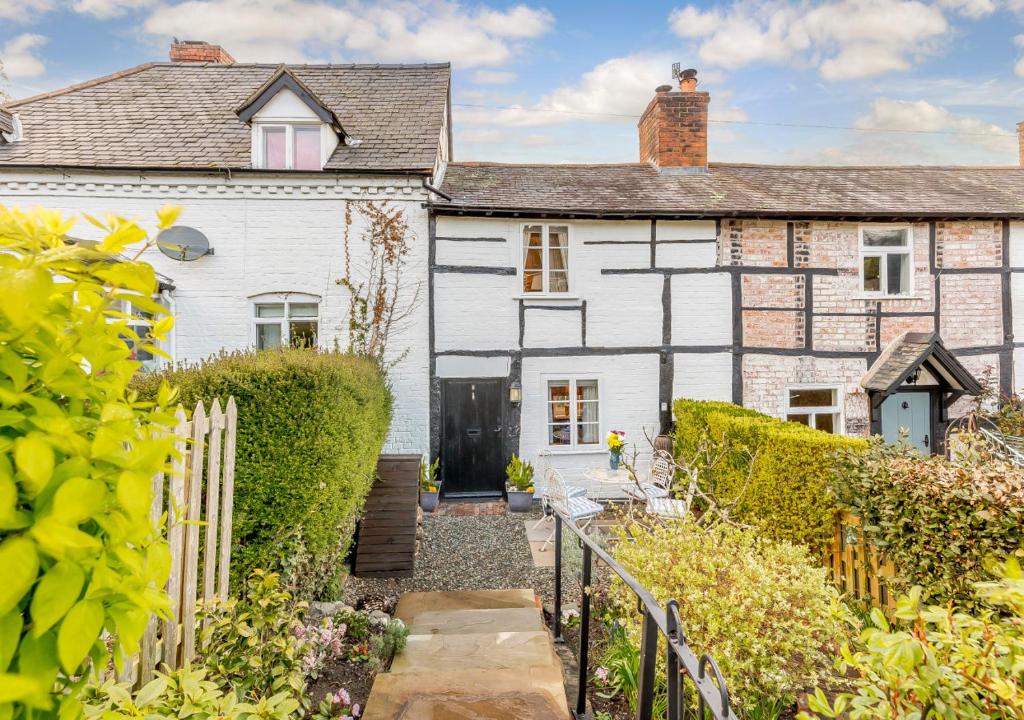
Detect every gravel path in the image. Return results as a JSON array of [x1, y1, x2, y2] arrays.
[[344, 510, 580, 608]]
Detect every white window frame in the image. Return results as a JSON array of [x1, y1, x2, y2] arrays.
[[520, 222, 573, 296], [120, 295, 167, 373], [784, 384, 844, 434], [250, 292, 321, 349], [858, 224, 913, 297], [544, 376, 601, 450], [254, 122, 323, 170]]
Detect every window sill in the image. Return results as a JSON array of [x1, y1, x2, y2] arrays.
[[515, 294, 581, 303], [852, 294, 926, 302], [543, 447, 606, 455]]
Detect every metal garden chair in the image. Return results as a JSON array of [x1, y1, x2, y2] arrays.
[[539, 466, 603, 551]]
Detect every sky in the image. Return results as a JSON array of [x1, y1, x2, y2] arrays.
[[3, 0, 1024, 166]]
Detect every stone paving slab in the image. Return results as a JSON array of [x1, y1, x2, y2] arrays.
[[362, 666, 572, 720], [406, 607, 545, 635], [394, 589, 537, 623], [391, 630, 561, 674]]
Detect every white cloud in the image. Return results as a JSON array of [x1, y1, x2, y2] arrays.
[[668, 0, 948, 81], [855, 97, 1012, 151], [141, 0, 553, 66], [1, 34, 48, 80], [471, 70, 517, 84], [455, 53, 747, 133], [938, 0, 997, 17], [1015, 34, 1024, 76], [73, 0, 155, 18], [0, 0, 55, 21]]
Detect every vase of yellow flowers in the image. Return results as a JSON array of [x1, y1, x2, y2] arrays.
[[505, 454, 535, 512], [607, 430, 625, 470], [419, 456, 441, 512]]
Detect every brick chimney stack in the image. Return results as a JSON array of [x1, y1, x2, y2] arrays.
[[169, 39, 235, 64], [1018, 121, 1024, 167], [638, 67, 709, 171]]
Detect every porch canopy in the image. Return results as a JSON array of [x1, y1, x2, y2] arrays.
[[862, 331, 983, 406]]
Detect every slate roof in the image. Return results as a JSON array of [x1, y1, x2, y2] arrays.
[[0, 109, 13, 137], [435, 162, 1024, 218], [862, 332, 983, 396], [0, 62, 449, 173]]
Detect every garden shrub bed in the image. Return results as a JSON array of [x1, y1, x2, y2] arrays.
[[135, 348, 392, 598], [673, 399, 867, 548]]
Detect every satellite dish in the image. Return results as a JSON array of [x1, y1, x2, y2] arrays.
[[156, 226, 213, 262]]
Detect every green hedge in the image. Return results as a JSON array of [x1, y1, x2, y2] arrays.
[[673, 398, 866, 548], [135, 349, 392, 598]]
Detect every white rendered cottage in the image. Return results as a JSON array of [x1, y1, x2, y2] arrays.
[[0, 41, 452, 454]]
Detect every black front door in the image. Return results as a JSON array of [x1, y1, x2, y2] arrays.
[[441, 378, 505, 497]]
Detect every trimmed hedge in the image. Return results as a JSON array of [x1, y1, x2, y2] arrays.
[[673, 398, 867, 548], [135, 349, 392, 598]]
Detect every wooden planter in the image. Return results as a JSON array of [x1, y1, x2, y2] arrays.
[[353, 454, 420, 578]]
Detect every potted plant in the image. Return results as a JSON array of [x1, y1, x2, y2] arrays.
[[607, 430, 626, 470], [419, 456, 440, 512], [505, 454, 535, 512]]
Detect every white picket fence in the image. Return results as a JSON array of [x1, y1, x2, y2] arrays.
[[121, 397, 238, 686]]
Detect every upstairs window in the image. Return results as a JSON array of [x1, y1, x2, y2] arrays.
[[253, 299, 319, 349], [258, 124, 322, 170], [860, 226, 911, 296], [523, 224, 570, 294], [786, 387, 841, 433]]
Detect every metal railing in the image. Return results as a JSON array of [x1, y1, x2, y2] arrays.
[[552, 510, 732, 720]]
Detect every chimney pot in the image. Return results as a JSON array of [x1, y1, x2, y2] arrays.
[[169, 40, 235, 64], [679, 68, 698, 92], [639, 68, 709, 171]]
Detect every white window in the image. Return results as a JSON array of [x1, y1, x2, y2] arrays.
[[546, 378, 600, 447], [859, 226, 912, 296], [253, 298, 319, 349], [522, 224, 570, 294], [786, 387, 842, 434], [257, 124, 322, 170], [120, 297, 167, 373]]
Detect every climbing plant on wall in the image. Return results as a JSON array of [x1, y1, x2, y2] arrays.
[[337, 201, 419, 367]]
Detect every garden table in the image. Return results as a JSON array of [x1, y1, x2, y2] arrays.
[[582, 467, 638, 501]]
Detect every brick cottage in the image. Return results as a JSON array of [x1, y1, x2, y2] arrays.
[[1, 46, 1023, 497]]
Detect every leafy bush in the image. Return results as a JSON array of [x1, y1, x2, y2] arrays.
[[83, 667, 299, 720], [369, 619, 408, 669], [833, 436, 1024, 608], [505, 454, 534, 491], [673, 398, 867, 547], [609, 519, 844, 714], [0, 207, 180, 719], [134, 349, 391, 597], [803, 558, 1024, 719], [198, 571, 310, 704]]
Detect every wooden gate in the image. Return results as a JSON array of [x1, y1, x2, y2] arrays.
[[827, 513, 897, 614]]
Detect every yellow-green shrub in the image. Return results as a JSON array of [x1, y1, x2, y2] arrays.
[[609, 520, 844, 714], [673, 398, 867, 548], [0, 206, 179, 719], [134, 349, 391, 598]]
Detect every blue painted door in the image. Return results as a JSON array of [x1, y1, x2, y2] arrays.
[[880, 392, 931, 453]]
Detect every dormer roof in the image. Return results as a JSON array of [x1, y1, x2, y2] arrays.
[[0, 62, 449, 173], [236, 65, 344, 135]]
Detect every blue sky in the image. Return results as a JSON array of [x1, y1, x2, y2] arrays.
[[3, 0, 1024, 165]]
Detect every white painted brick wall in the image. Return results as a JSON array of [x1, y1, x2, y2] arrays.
[[587, 274, 663, 346], [523, 307, 583, 347], [521, 353, 660, 489], [657, 242, 717, 268], [671, 273, 732, 345], [435, 238, 511, 267], [0, 170, 430, 455], [673, 353, 732, 400], [433, 272, 519, 351], [657, 220, 716, 242]]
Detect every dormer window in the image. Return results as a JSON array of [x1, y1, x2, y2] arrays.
[[259, 124, 322, 170], [236, 65, 345, 172]]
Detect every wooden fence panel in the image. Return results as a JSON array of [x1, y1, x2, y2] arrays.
[[179, 400, 207, 664], [218, 398, 237, 598], [828, 513, 897, 614], [162, 407, 189, 669]]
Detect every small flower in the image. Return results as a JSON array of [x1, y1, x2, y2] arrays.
[[335, 688, 351, 706], [294, 625, 307, 639], [595, 666, 609, 683], [352, 704, 361, 717]]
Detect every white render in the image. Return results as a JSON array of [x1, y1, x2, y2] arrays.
[[0, 170, 430, 454]]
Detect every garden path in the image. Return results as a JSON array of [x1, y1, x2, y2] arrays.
[[362, 589, 572, 719]]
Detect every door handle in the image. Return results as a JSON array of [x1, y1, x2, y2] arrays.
[[466, 429, 480, 437], [924, 434, 930, 447], [493, 425, 503, 433]]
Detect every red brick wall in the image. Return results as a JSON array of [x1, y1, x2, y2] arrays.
[[742, 310, 804, 348], [170, 41, 235, 63], [741, 274, 804, 308], [939, 273, 1003, 348], [638, 89, 709, 168], [936, 221, 1001, 268], [721, 219, 787, 267]]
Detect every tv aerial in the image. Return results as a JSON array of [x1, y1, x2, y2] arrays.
[[156, 226, 214, 261]]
